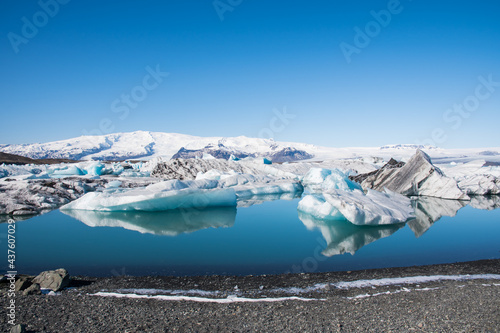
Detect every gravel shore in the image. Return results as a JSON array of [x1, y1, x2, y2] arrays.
[[1, 259, 499, 332]]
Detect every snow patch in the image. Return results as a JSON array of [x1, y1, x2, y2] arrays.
[[91, 292, 323, 303]]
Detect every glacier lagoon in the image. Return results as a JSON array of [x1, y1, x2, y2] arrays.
[[2, 196, 499, 277]]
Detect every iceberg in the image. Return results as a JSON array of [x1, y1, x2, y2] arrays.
[[47, 165, 85, 177], [298, 189, 414, 226], [301, 168, 362, 192], [457, 175, 500, 196], [61, 179, 237, 212], [354, 150, 469, 200], [82, 162, 105, 176], [237, 192, 300, 208], [60, 175, 303, 212]]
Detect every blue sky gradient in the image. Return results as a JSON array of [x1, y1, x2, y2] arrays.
[[1, 0, 499, 148]]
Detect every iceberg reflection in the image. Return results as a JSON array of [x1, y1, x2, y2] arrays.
[[61, 206, 237, 236], [409, 197, 467, 238], [298, 212, 404, 257], [409, 196, 500, 238], [469, 195, 500, 211]]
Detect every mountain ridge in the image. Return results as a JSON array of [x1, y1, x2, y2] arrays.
[[1, 131, 499, 163]]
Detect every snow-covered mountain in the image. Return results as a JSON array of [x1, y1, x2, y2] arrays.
[[1, 130, 500, 163]]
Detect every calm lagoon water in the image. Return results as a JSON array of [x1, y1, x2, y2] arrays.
[[2, 196, 499, 277]]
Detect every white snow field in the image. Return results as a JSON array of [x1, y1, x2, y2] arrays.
[[1, 130, 500, 164], [1, 131, 499, 224]]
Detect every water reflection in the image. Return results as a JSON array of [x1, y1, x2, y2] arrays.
[[469, 195, 500, 210], [409, 198, 467, 238], [298, 212, 404, 256], [61, 207, 237, 236], [408, 196, 500, 238]]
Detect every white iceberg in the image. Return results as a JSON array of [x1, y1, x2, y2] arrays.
[[61, 179, 237, 211], [61, 175, 303, 212], [298, 189, 414, 226], [301, 168, 362, 192]]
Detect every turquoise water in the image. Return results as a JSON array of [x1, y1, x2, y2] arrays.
[[1, 197, 499, 276]]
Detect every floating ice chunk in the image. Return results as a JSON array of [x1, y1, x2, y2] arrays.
[[202, 153, 216, 160], [302, 168, 362, 192], [233, 182, 303, 198], [298, 189, 414, 225], [105, 181, 122, 189], [61, 179, 237, 211], [301, 168, 332, 185], [120, 170, 151, 177], [358, 150, 469, 200], [83, 162, 105, 176], [297, 195, 345, 221], [48, 165, 85, 177], [196, 169, 227, 181]]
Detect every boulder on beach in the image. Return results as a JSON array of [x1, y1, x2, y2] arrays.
[[32, 268, 70, 292], [14, 276, 32, 292]]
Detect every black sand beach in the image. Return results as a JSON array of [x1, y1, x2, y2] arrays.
[[2, 259, 499, 332]]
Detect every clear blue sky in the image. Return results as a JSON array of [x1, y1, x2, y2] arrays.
[[1, 0, 499, 148]]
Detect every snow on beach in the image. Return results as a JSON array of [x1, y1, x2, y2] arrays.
[[88, 273, 500, 304]]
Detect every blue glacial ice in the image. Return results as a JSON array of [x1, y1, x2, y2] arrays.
[[61, 174, 303, 212], [298, 168, 415, 225], [48, 165, 85, 177], [61, 179, 237, 211], [301, 168, 362, 192]]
